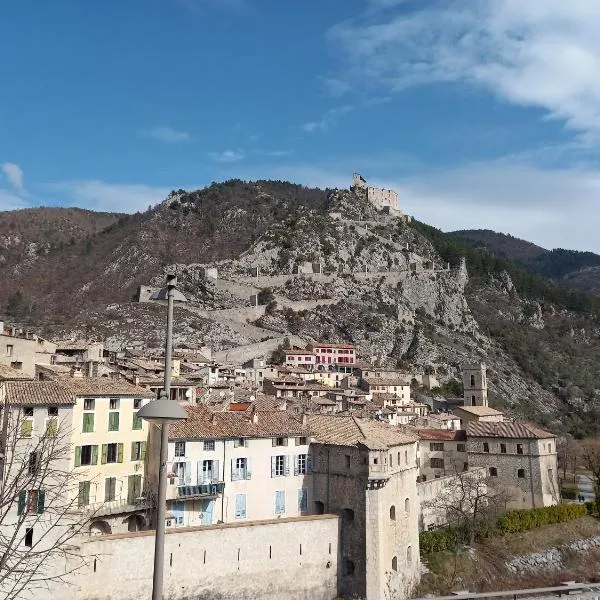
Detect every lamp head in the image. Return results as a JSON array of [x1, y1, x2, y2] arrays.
[[137, 393, 188, 422]]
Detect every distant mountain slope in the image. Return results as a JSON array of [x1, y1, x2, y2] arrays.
[[450, 229, 600, 295]]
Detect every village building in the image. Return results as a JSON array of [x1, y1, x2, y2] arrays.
[[453, 405, 504, 427], [0, 322, 56, 378], [416, 429, 468, 481]]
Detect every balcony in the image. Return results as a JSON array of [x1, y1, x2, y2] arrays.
[[82, 497, 152, 517], [174, 482, 225, 500]]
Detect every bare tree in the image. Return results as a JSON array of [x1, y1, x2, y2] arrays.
[[580, 438, 600, 513], [425, 467, 510, 545], [0, 407, 90, 600], [557, 435, 581, 486]]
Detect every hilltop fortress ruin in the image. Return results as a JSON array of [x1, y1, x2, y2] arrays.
[[352, 172, 403, 217]]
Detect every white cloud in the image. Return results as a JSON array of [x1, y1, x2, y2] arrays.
[[1, 162, 24, 192], [320, 76, 352, 96], [50, 180, 171, 213], [140, 126, 190, 143], [329, 0, 600, 140], [302, 120, 329, 133], [0, 189, 28, 211], [208, 150, 245, 163]]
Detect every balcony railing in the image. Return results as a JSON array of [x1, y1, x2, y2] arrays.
[[81, 497, 152, 517], [177, 482, 225, 499]]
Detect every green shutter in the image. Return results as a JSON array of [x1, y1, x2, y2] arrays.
[[117, 443, 124, 463], [20, 420, 32, 438], [17, 491, 26, 515], [91, 445, 98, 465], [37, 490, 45, 514], [131, 442, 136, 461], [46, 418, 57, 436], [83, 413, 94, 433], [132, 414, 143, 430], [141, 441, 147, 460], [74, 446, 81, 467], [101, 444, 108, 464], [109, 412, 120, 431]]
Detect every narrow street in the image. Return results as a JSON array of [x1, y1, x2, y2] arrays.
[[577, 474, 595, 502]]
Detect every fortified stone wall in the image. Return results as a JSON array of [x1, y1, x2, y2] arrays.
[[44, 515, 340, 600]]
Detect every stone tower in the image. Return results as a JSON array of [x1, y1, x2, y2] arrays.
[[462, 362, 488, 406]]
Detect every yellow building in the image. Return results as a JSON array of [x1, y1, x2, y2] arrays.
[[60, 376, 155, 535]]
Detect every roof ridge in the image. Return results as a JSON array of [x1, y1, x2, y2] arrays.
[[352, 415, 368, 440]]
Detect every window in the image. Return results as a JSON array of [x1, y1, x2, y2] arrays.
[[548, 443, 552, 453], [234, 438, 247, 448], [404, 450, 408, 464], [405, 497, 410, 514], [102, 443, 123, 464], [47, 406, 58, 416], [78, 481, 91, 507], [133, 398, 142, 410], [108, 411, 120, 432], [483, 442, 489, 453], [272, 437, 287, 447], [389, 454, 393, 467], [28, 452, 40, 475], [132, 413, 143, 430], [489, 467, 498, 477], [45, 416, 58, 437], [296, 454, 308, 475], [471, 395, 476, 405], [174, 441, 186, 457], [204, 440, 216, 451], [407, 546, 412, 563], [518, 469, 525, 478], [275, 490, 285, 515], [232, 457, 249, 480], [17, 490, 44, 515], [24, 528, 33, 548], [109, 398, 119, 410], [82, 413, 94, 433], [343, 558, 355, 576], [342, 508, 354, 523], [470, 374, 475, 387], [295, 437, 307, 446], [345, 454, 351, 469], [20, 416, 33, 438], [83, 399, 95, 411], [500, 443, 507, 454], [298, 488, 308, 512], [105, 477, 117, 502], [390, 505, 396, 520], [430, 442, 444, 451], [391, 556, 398, 572], [24, 407, 34, 417], [131, 441, 146, 461], [235, 494, 246, 519], [271, 455, 287, 477], [397, 452, 401, 465], [430, 458, 444, 469], [516, 444, 523, 455], [76, 445, 98, 467], [6, 344, 13, 357]]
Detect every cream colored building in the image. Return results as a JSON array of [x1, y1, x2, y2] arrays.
[[0, 326, 56, 377], [453, 405, 504, 426], [362, 378, 411, 402], [155, 405, 312, 527], [60, 377, 155, 534], [416, 428, 468, 481]]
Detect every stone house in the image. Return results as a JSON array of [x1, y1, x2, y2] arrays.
[[0, 324, 57, 378], [453, 405, 504, 427], [152, 405, 312, 527], [466, 421, 559, 509], [309, 415, 420, 600], [416, 429, 468, 481], [361, 378, 411, 403]]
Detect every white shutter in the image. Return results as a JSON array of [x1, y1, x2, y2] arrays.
[[271, 456, 276, 477], [294, 455, 299, 476], [213, 460, 220, 482], [246, 458, 252, 480], [284, 456, 290, 476], [231, 458, 238, 481], [185, 461, 192, 484]]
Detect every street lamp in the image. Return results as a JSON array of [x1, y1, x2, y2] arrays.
[[137, 274, 188, 600]]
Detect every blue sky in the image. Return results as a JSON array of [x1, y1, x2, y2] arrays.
[[3, 0, 600, 251]]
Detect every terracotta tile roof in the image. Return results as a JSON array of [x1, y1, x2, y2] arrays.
[[228, 402, 252, 412], [454, 405, 504, 416], [0, 364, 32, 380], [170, 405, 309, 440], [3, 381, 75, 406], [54, 341, 90, 351], [253, 395, 286, 412], [417, 428, 467, 441], [137, 376, 195, 386], [59, 377, 154, 397], [309, 414, 418, 450], [466, 421, 555, 440]]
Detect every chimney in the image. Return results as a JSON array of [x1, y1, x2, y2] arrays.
[[301, 412, 308, 427], [134, 375, 140, 387], [70, 367, 84, 379]]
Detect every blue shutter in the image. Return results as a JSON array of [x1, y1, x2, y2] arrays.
[[275, 490, 285, 514], [172, 500, 185, 525], [235, 494, 246, 519], [298, 488, 307, 512]]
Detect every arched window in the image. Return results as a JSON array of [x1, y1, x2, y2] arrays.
[[471, 395, 476, 405], [404, 450, 408, 464], [470, 375, 475, 387], [342, 508, 355, 523], [407, 546, 412, 563], [390, 505, 396, 520], [343, 558, 355, 576], [397, 452, 401, 465], [391, 556, 398, 571], [404, 497, 410, 514], [389, 453, 393, 466]]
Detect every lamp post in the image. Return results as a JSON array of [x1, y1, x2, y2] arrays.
[[137, 274, 188, 600]]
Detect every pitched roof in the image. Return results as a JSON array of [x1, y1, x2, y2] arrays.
[[170, 405, 309, 440], [466, 421, 555, 440], [309, 414, 418, 450], [363, 378, 410, 387], [417, 428, 467, 441], [0, 364, 32, 380], [3, 381, 75, 406], [59, 377, 155, 397], [454, 405, 504, 416]]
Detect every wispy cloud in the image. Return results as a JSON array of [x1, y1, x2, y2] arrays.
[[0, 189, 28, 211], [320, 76, 352, 97], [50, 180, 171, 213], [302, 99, 389, 134], [139, 126, 190, 143], [179, 0, 247, 14], [208, 149, 245, 163], [1, 162, 24, 193], [328, 0, 600, 142]]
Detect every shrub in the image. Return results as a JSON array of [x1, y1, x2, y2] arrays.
[[419, 527, 465, 555], [496, 503, 587, 534], [561, 488, 577, 500]]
